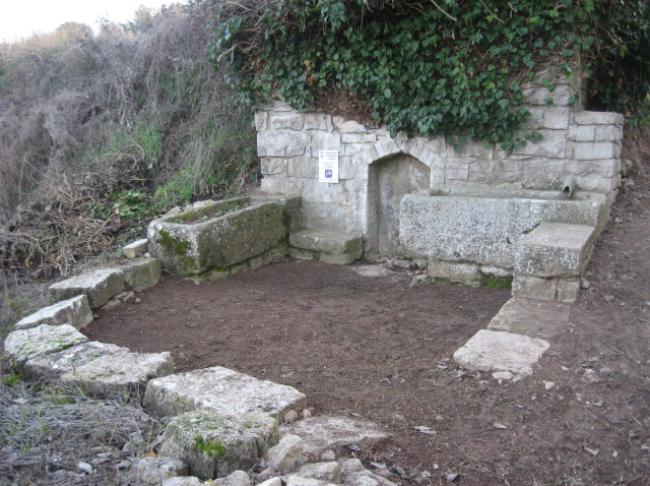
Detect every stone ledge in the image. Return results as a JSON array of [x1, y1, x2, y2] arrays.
[[4, 324, 88, 365], [15, 294, 93, 330], [289, 230, 362, 265], [49, 268, 125, 309], [574, 111, 624, 125], [487, 297, 572, 340], [512, 275, 581, 302]]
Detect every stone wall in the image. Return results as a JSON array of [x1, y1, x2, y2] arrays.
[[256, 75, 623, 239]]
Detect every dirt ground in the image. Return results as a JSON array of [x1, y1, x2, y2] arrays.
[[87, 178, 650, 486]]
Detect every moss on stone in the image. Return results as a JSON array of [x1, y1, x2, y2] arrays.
[[158, 229, 190, 256], [194, 435, 226, 459], [482, 274, 513, 289], [166, 198, 249, 224]]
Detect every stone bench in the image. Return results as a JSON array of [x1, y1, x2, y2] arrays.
[[513, 222, 596, 302], [289, 230, 363, 265]]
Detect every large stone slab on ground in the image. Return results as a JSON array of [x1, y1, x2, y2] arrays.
[[148, 197, 290, 276], [290, 230, 362, 257], [123, 238, 149, 259], [339, 459, 396, 486], [453, 329, 550, 376], [23, 340, 173, 400], [143, 366, 306, 419], [350, 265, 395, 278], [281, 415, 389, 458], [49, 268, 125, 309], [487, 297, 572, 339], [4, 324, 87, 365], [159, 409, 277, 480], [115, 256, 161, 292], [514, 222, 596, 277], [399, 191, 605, 268], [14, 295, 93, 330]]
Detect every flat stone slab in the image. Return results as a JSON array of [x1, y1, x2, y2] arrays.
[[115, 257, 161, 292], [289, 230, 362, 258], [49, 268, 125, 309], [4, 324, 88, 365], [123, 238, 149, 259], [159, 409, 277, 480], [514, 222, 595, 278], [23, 340, 173, 400], [143, 366, 306, 419], [14, 295, 93, 330], [453, 329, 550, 376], [487, 297, 572, 339], [350, 265, 395, 278], [281, 415, 389, 458]]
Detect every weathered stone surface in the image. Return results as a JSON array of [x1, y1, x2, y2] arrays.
[[15, 295, 93, 330], [134, 457, 188, 485], [574, 141, 618, 160], [148, 197, 289, 276], [487, 297, 572, 339], [23, 340, 173, 400], [266, 434, 304, 472], [294, 462, 341, 483], [427, 260, 480, 284], [523, 84, 573, 106], [289, 231, 363, 258], [281, 416, 389, 458], [116, 257, 162, 291], [350, 265, 394, 278], [515, 223, 595, 278], [574, 111, 624, 125], [123, 239, 149, 259], [4, 324, 87, 365], [49, 268, 125, 309], [258, 131, 309, 157], [212, 470, 250, 486], [453, 329, 550, 376], [270, 113, 305, 130], [163, 477, 203, 486], [400, 192, 605, 268], [144, 366, 306, 419], [159, 410, 277, 480], [514, 129, 567, 158], [342, 469, 396, 486]]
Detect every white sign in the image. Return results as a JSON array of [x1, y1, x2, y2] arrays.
[[318, 150, 339, 183]]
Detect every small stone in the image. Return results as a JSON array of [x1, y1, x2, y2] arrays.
[[123, 239, 149, 259], [284, 410, 299, 424], [257, 478, 282, 486], [134, 457, 188, 485], [302, 408, 312, 419], [445, 472, 459, 482], [257, 468, 278, 482], [581, 278, 591, 289], [266, 434, 304, 472], [77, 462, 93, 474], [214, 470, 250, 486], [320, 450, 336, 462], [544, 381, 556, 391], [415, 471, 431, 484], [116, 460, 131, 470], [583, 369, 602, 384], [162, 477, 203, 486], [294, 462, 341, 483], [492, 371, 513, 381]]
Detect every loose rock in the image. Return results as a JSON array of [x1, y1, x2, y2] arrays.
[[134, 457, 188, 485], [266, 434, 305, 473], [14, 295, 93, 330], [294, 462, 341, 483]]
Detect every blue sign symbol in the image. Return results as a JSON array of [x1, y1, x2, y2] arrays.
[[324, 169, 333, 178]]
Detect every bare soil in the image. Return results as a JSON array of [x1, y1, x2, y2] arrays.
[[87, 177, 650, 486]]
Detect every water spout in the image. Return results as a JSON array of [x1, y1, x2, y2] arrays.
[[561, 176, 577, 200]]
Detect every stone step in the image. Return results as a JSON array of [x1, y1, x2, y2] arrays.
[[487, 297, 572, 340], [513, 222, 596, 302], [158, 409, 277, 480], [143, 366, 306, 419], [14, 295, 93, 330], [4, 324, 88, 365], [23, 340, 173, 401], [49, 268, 125, 309], [289, 230, 362, 265], [453, 329, 550, 377]]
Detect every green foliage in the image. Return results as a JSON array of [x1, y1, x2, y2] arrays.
[[213, 0, 650, 143], [2, 372, 22, 387], [112, 190, 155, 221], [194, 436, 226, 458]]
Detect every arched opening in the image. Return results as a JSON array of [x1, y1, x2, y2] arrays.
[[367, 153, 430, 257]]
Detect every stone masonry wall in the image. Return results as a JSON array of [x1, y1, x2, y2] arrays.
[[256, 74, 624, 235]]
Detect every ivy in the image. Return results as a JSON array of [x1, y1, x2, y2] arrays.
[[211, 0, 650, 145]]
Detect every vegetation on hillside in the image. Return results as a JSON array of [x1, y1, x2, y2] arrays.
[[0, 3, 258, 278], [212, 0, 650, 143]]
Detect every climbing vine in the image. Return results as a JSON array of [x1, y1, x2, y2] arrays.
[[210, 0, 650, 146]]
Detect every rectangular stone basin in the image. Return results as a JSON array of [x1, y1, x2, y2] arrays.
[[148, 196, 296, 276], [399, 189, 609, 272]]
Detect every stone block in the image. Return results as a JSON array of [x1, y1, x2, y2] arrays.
[[574, 111, 624, 125], [270, 113, 304, 130], [148, 198, 288, 276], [258, 131, 309, 157], [566, 159, 620, 178], [574, 174, 619, 192], [143, 366, 306, 419], [4, 324, 87, 365], [163, 477, 203, 486], [527, 106, 570, 130], [515, 222, 595, 277], [287, 157, 318, 179], [281, 415, 389, 459], [116, 257, 161, 292], [304, 113, 331, 131], [294, 462, 341, 483], [445, 167, 469, 181], [158, 409, 277, 480], [522, 159, 566, 188], [568, 125, 595, 142], [15, 295, 93, 330], [514, 130, 567, 158], [487, 297, 572, 339], [123, 239, 149, 259], [523, 84, 573, 106], [342, 133, 376, 144], [49, 268, 125, 309], [289, 230, 363, 263], [574, 142, 618, 160], [595, 125, 623, 142], [427, 260, 480, 284], [332, 117, 367, 132], [512, 275, 580, 302], [266, 434, 304, 472], [261, 158, 287, 176], [255, 112, 268, 131], [310, 132, 341, 153], [23, 340, 174, 400], [453, 329, 550, 376]]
